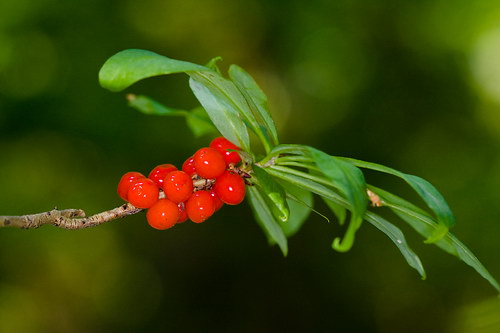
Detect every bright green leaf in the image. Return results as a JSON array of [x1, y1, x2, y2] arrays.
[[189, 77, 250, 151], [99, 49, 208, 92], [247, 186, 288, 256], [307, 147, 368, 252], [228, 65, 279, 146], [252, 165, 290, 222]]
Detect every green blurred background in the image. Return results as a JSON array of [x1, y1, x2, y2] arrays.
[[1, 0, 500, 332]]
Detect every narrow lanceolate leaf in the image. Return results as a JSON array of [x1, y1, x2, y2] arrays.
[[340, 157, 455, 243], [127, 94, 187, 116], [370, 186, 500, 293], [189, 78, 250, 151], [278, 180, 313, 237], [190, 70, 274, 152], [247, 186, 288, 256], [99, 49, 208, 92], [265, 167, 426, 277], [252, 165, 290, 222], [364, 211, 426, 279], [307, 147, 368, 252], [228, 65, 279, 147]]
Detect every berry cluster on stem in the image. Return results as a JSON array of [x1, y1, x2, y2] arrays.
[[117, 137, 247, 230]]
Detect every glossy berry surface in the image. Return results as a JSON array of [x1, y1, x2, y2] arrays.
[[186, 190, 215, 223], [210, 137, 241, 165], [194, 147, 226, 179], [214, 171, 246, 205], [177, 202, 188, 223], [182, 156, 197, 176], [148, 164, 177, 188], [146, 199, 179, 230], [210, 190, 224, 212], [117, 172, 145, 201], [128, 178, 160, 209], [164, 170, 194, 203]]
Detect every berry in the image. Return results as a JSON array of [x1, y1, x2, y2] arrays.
[[194, 147, 226, 179], [164, 170, 194, 203], [210, 137, 241, 165], [146, 199, 179, 230], [148, 164, 177, 188], [177, 202, 188, 223], [214, 171, 246, 205], [128, 178, 160, 209], [210, 190, 224, 212], [186, 190, 215, 223], [117, 172, 145, 201], [182, 156, 197, 176]]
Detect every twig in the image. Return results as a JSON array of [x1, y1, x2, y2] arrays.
[[0, 204, 143, 229]]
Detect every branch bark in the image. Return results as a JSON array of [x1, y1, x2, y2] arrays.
[[0, 204, 143, 229]]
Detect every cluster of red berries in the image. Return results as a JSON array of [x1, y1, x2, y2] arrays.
[[117, 137, 247, 230]]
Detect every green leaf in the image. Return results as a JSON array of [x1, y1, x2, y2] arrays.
[[252, 165, 290, 222], [126, 94, 187, 116], [185, 107, 218, 137], [206, 56, 223, 74], [307, 147, 368, 252], [265, 166, 426, 277], [370, 186, 500, 293], [189, 77, 250, 151], [364, 211, 426, 279], [247, 186, 288, 256], [228, 65, 279, 146], [340, 157, 455, 243], [322, 197, 347, 225], [99, 49, 209, 92], [278, 180, 313, 237]]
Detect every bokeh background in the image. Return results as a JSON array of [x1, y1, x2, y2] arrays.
[[1, 0, 500, 332]]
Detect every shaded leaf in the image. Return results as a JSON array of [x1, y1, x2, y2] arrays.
[[99, 49, 208, 92], [278, 180, 313, 237], [364, 211, 426, 279], [247, 186, 288, 256], [340, 157, 455, 243], [127, 94, 187, 116], [265, 166, 426, 277], [370, 186, 500, 293], [185, 107, 217, 137], [322, 197, 347, 225]]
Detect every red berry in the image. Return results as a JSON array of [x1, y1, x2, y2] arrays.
[[194, 147, 226, 179], [210, 190, 224, 212], [148, 164, 177, 188], [214, 171, 246, 205], [210, 137, 241, 165], [177, 202, 188, 223], [164, 170, 194, 203], [128, 178, 160, 209], [182, 156, 197, 176], [117, 172, 145, 201], [146, 199, 179, 230], [186, 190, 215, 223]]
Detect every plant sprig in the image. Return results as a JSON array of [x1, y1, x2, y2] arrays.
[[99, 49, 500, 293]]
